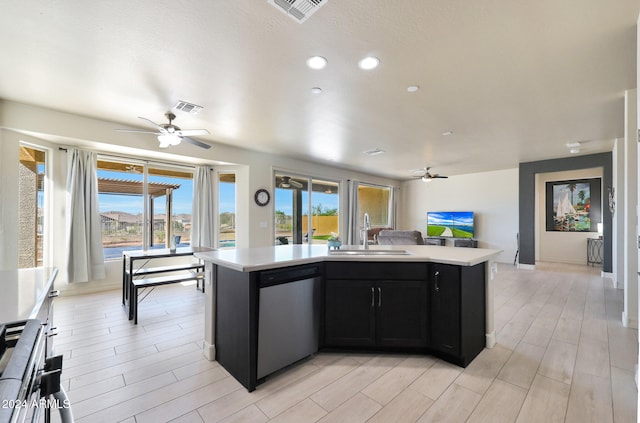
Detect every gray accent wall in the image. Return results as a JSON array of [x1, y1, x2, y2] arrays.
[[519, 153, 612, 272]]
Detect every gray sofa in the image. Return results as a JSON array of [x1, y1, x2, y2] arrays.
[[377, 230, 425, 245]]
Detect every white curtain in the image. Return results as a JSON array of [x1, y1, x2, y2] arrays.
[[346, 180, 360, 245], [191, 166, 215, 248], [389, 187, 398, 229], [66, 148, 105, 283]]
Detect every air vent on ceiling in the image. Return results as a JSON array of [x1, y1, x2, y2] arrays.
[[364, 148, 385, 156], [174, 101, 203, 115], [268, 0, 328, 23]]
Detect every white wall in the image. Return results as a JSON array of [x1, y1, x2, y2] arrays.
[[535, 168, 603, 265], [399, 168, 518, 264], [624, 88, 638, 328], [613, 138, 624, 288]]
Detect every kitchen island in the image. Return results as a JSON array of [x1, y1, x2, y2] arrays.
[[195, 244, 501, 391]]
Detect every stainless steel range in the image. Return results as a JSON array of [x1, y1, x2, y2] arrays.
[[0, 320, 72, 423]]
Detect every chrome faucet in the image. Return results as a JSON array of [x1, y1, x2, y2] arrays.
[[362, 213, 371, 249]]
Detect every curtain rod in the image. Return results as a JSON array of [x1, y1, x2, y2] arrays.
[[58, 146, 200, 170]]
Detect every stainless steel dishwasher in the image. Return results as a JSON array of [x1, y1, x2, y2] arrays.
[[257, 264, 322, 379]]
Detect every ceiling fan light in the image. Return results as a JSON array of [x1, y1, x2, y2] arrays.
[[421, 175, 432, 182], [158, 134, 181, 146]]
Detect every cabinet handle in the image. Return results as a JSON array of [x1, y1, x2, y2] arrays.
[[434, 271, 440, 292], [377, 287, 381, 307], [371, 287, 375, 307]]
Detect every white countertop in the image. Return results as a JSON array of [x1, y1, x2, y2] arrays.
[[0, 267, 58, 323], [195, 245, 502, 272]]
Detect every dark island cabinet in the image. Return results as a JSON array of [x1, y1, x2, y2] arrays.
[[376, 280, 428, 347], [324, 279, 376, 346], [324, 262, 428, 348], [429, 262, 486, 367]]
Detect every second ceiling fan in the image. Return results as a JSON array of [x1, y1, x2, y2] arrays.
[[412, 167, 449, 182]]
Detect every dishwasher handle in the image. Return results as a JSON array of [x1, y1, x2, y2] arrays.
[[259, 264, 322, 287]]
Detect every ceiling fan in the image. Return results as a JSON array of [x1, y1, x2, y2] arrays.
[[278, 176, 303, 188], [412, 167, 449, 182], [116, 112, 211, 149]]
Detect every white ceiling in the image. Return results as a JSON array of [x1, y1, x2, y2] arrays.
[[1, 1, 638, 179]]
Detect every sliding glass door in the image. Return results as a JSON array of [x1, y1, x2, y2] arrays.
[[218, 172, 236, 248], [274, 173, 339, 245]]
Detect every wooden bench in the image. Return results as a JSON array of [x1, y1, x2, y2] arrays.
[[122, 247, 213, 323], [128, 266, 205, 324], [126, 262, 206, 291]]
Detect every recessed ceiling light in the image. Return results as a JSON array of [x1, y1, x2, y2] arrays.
[[570, 148, 580, 154], [441, 131, 454, 136], [358, 56, 380, 70], [407, 85, 420, 93], [306, 56, 327, 70], [566, 142, 581, 148], [311, 87, 323, 94], [364, 148, 385, 156]]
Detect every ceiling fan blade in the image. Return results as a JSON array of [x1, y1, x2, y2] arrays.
[[138, 116, 168, 133], [175, 129, 210, 137], [115, 129, 161, 135], [432, 175, 448, 179], [181, 136, 212, 149]]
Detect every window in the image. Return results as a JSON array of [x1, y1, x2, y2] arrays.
[[274, 173, 339, 245], [148, 166, 193, 248], [18, 145, 47, 268], [97, 159, 193, 260], [218, 173, 236, 248], [358, 184, 393, 227], [98, 160, 144, 258]]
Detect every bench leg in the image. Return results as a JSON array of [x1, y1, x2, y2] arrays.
[[134, 287, 138, 324], [130, 281, 137, 324], [122, 256, 126, 305], [196, 265, 205, 293], [197, 277, 205, 293], [127, 277, 134, 321]]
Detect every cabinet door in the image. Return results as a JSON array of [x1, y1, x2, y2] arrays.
[[430, 263, 461, 355], [376, 280, 428, 347], [325, 280, 375, 346]]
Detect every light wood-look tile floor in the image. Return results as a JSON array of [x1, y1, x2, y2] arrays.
[[50, 263, 638, 423]]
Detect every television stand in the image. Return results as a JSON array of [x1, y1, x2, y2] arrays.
[[424, 237, 446, 246], [454, 239, 478, 248]]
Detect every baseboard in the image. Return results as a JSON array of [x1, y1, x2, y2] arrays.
[[621, 311, 639, 329], [517, 263, 535, 270], [486, 331, 496, 348], [203, 341, 216, 361], [601, 271, 613, 280], [58, 280, 121, 296]]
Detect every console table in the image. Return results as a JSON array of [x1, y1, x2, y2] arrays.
[[122, 246, 213, 322], [587, 238, 603, 266]]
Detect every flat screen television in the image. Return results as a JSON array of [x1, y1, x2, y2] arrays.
[[427, 211, 474, 238]]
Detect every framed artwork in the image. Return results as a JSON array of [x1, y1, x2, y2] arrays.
[[546, 178, 601, 232]]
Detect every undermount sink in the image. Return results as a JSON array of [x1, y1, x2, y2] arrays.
[[328, 249, 412, 256]]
